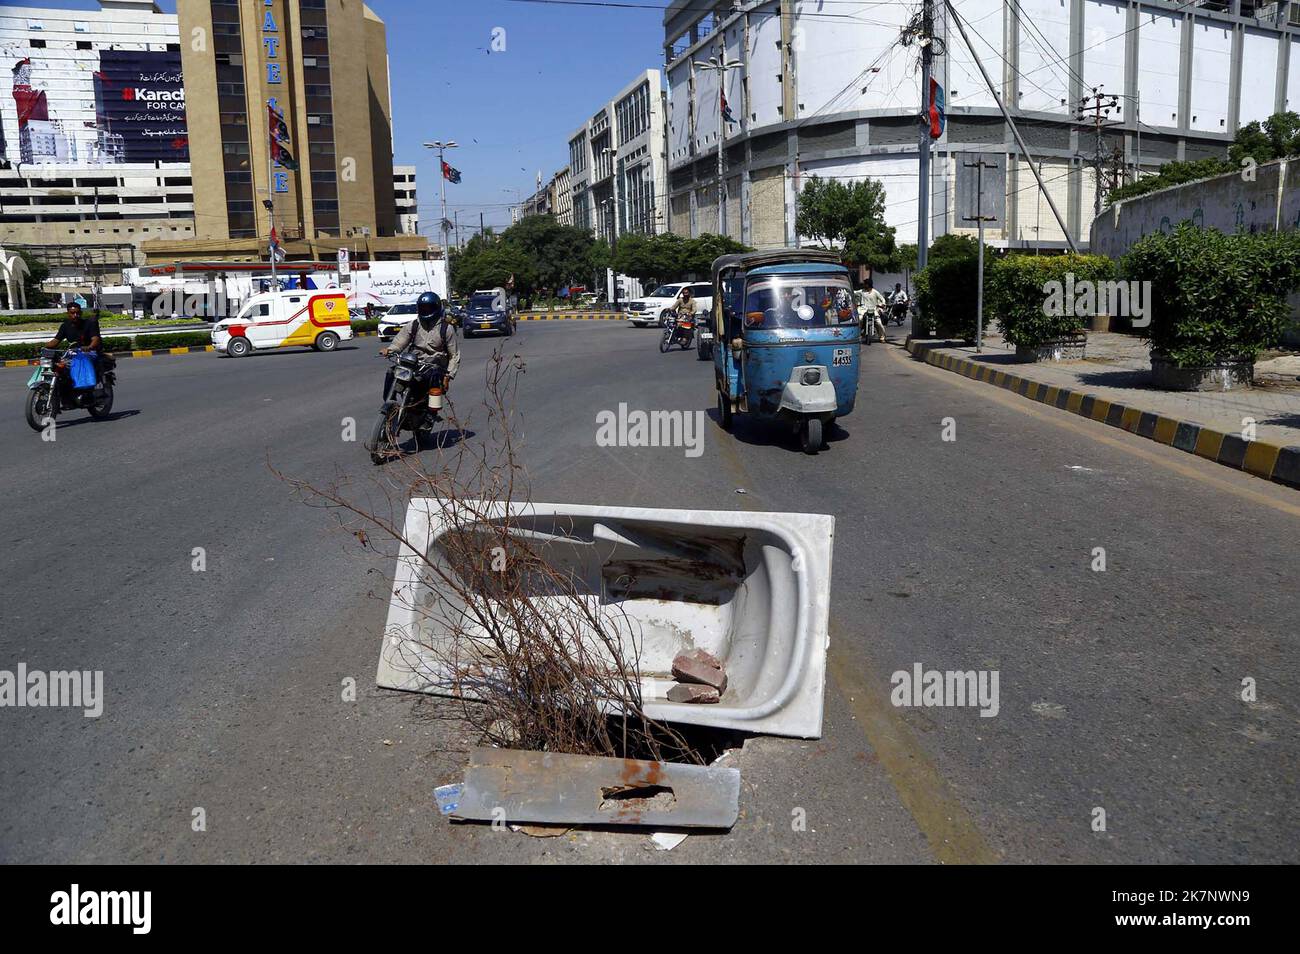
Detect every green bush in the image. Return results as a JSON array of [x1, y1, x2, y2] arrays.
[[0, 331, 213, 361], [0, 310, 132, 327], [1120, 224, 1300, 366], [351, 319, 381, 333], [133, 332, 214, 350], [915, 256, 979, 340], [987, 253, 1116, 348]]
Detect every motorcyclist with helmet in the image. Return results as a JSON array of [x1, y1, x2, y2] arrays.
[[380, 291, 460, 427]]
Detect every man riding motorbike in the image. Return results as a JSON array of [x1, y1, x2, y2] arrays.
[[45, 301, 103, 365], [380, 291, 460, 429], [44, 301, 110, 389], [859, 279, 887, 343], [889, 282, 911, 326]]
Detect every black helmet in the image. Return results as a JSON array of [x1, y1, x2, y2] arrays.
[[416, 291, 443, 320]]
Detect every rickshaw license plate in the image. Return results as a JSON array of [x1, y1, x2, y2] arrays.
[[832, 348, 852, 366]]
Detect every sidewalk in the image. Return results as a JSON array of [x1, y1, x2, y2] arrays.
[[905, 330, 1300, 489]]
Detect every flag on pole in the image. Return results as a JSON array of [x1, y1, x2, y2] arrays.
[[720, 87, 736, 126], [270, 138, 298, 171], [928, 77, 945, 140], [269, 227, 286, 263], [267, 104, 291, 144], [441, 160, 462, 184]]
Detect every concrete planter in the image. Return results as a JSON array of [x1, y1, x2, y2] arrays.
[[1014, 332, 1087, 362], [1150, 352, 1254, 391], [1087, 313, 1112, 333]]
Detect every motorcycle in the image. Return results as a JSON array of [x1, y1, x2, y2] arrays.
[[888, 296, 910, 326], [659, 313, 695, 353], [366, 349, 449, 464], [25, 347, 115, 432]]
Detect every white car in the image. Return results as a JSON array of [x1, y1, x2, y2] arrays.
[[625, 281, 713, 327], [378, 300, 419, 340]]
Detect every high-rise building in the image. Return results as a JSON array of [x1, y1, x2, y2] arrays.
[[167, 0, 422, 261], [0, 0, 196, 269], [393, 164, 417, 235], [568, 69, 667, 243], [663, 0, 1300, 252]]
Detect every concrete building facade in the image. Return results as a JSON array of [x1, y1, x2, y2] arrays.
[[0, 0, 195, 267], [393, 163, 417, 234], [664, 0, 1300, 252], [567, 68, 668, 243], [171, 0, 415, 262]]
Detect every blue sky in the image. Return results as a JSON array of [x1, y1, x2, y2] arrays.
[[35, 0, 667, 233], [380, 0, 664, 235]]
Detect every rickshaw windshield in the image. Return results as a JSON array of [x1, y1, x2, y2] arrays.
[[743, 275, 857, 329]]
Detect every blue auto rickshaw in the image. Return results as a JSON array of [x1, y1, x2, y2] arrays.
[[710, 249, 861, 453]]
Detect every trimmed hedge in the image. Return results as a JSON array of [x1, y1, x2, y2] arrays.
[[0, 332, 211, 361], [0, 310, 132, 328], [1120, 224, 1300, 367], [2, 321, 378, 361], [987, 253, 1116, 348], [915, 255, 980, 340]]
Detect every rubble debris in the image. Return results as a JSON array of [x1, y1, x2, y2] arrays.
[[672, 649, 728, 694], [667, 683, 720, 704], [433, 783, 463, 816], [650, 831, 689, 851], [451, 747, 740, 829]]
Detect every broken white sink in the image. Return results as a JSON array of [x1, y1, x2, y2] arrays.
[[376, 501, 833, 738]]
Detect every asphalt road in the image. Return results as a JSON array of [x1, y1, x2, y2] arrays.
[[1, 321, 1296, 864]]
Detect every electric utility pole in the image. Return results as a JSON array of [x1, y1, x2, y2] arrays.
[[1077, 88, 1120, 219], [917, 0, 934, 271], [424, 139, 457, 298], [945, 0, 1077, 252], [963, 158, 997, 352]]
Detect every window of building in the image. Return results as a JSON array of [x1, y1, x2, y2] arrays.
[[29, 39, 46, 49], [76, 41, 91, 50]]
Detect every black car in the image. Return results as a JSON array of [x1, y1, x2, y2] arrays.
[[463, 290, 516, 338]]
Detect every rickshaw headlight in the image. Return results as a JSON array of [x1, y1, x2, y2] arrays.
[[801, 368, 821, 386]]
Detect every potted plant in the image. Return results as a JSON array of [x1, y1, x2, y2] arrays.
[[1121, 224, 1300, 391], [987, 253, 1116, 361]]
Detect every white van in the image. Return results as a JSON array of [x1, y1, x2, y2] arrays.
[[211, 290, 353, 357]]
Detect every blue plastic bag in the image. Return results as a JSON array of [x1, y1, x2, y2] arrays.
[[69, 351, 97, 389]]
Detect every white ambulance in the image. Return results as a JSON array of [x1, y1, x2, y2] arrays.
[[211, 290, 354, 357]]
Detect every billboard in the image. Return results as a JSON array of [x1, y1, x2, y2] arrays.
[[3, 49, 187, 166]]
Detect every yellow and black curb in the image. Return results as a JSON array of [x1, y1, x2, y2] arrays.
[[905, 339, 1300, 490], [516, 311, 625, 321], [0, 330, 388, 369], [3, 344, 216, 368]]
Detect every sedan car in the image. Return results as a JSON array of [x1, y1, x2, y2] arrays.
[[377, 300, 419, 340]]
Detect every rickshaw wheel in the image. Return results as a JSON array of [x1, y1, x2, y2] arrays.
[[717, 391, 733, 430], [801, 418, 822, 454]]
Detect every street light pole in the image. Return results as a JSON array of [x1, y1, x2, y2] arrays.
[[692, 51, 743, 237], [602, 146, 621, 310], [423, 139, 457, 298]]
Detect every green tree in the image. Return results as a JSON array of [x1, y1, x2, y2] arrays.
[[498, 215, 595, 293], [1229, 110, 1300, 166], [451, 244, 536, 298], [18, 250, 51, 306], [679, 233, 749, 277], [796, 175, 898, 270]]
